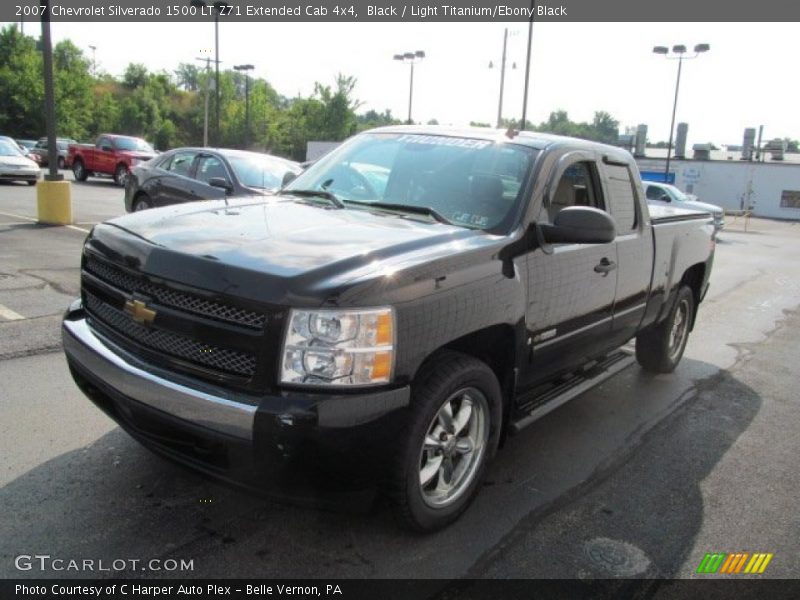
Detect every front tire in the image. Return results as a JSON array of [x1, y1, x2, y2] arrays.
[[389, 351, 502, 532], [132, 195, 152, 212], [636, 285, 695, 373], [57, 156, 65, 170]]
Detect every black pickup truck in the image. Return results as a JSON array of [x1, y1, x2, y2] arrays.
[[62, 127, 715, 531]]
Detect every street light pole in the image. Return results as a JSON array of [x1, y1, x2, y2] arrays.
[[40, 2, 60, 183], [665, 55, 683, 181], [653, 43, 709, 182], [234, 64, 255, 148], [497, 28, 508, 128], [37, 0, 72, 225], [393, 50, 425, 124], [521, 2, 534, 130]]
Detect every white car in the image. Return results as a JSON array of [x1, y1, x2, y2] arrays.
[[0, 139, 41, 186], [643, 181, 724, 232]]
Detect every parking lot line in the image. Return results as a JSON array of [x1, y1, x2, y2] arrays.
[[0, 303, 25, 321], [0, 211, 90, 234]]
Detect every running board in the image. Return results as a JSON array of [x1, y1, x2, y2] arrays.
[[510, 348, 636, 433]]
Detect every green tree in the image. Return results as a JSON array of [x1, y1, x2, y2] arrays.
[[590, 111, 620, 144], [174, 63, 200, 91], [52, 39, 93, 139], [356, 109, 401, 132], [0, 26, 44, 136], [122, 63, 149, 89]]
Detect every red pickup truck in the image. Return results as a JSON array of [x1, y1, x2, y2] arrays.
[[67, 134, 157, 186]]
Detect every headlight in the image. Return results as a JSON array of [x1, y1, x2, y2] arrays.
[[281, 308, 394, 386]]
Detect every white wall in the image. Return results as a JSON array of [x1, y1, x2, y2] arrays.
[[306, 141, 341, 162], [636, 158, 800, 220]]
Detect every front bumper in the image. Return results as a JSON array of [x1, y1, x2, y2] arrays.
[[62, 302, 410, 502], [0, 169, 39, 182]]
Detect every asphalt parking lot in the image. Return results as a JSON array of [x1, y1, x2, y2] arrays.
[[1, 177, 799, 581]]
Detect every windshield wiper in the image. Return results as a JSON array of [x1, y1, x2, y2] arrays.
[[344, 201, 454, 225], [278, 189, 345, 209]]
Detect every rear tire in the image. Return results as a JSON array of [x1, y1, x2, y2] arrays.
[[113, 164, 129, 187], [636, 285, 695, 373], [72, 159, 88, 181], [57, 156, 65, 170], [389, 351, 502, 532], [27, 180, 36, 186]]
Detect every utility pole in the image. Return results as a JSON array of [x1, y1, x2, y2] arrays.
[[195, 55, 216, 147], [233, 64, 254, 148], [89, 45, 97, 77]]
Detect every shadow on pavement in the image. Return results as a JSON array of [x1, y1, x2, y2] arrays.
[[455, 358, 762, 592], [0, 357, 761, 583]]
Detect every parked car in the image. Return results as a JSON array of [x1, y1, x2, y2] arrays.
[[67, 134, 157, 186], [0, 139, 41, 185], [30, 137, 77, 169], [16, 139, 37, 152], [644, 180, 724, 232], [63, 127, 715, 531], [124, 148, 301, 212]]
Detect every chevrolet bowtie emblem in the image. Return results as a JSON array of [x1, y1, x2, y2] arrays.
[[124, 299, 156, 326]]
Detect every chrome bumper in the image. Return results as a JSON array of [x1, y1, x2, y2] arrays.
[[62, 317, 257, 441]]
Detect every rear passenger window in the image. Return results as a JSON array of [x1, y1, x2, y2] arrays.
[[604, 164, 638, 231], [545, 161, 604, 223]]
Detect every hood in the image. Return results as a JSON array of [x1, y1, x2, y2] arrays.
[[0, 155, 38, 168], [89, 197, 482, 305], [681, 199, 723, 215]]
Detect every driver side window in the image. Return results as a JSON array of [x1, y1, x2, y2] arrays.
[[646, 185, 670, 202], [545, 161, 604, 223]]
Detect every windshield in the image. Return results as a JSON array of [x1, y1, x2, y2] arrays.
[[665, 185, 690, 202], [0, 140, 23, 156], [114, 137, 155, 153], [284, 132, 537, 231], [227, 154, 300, 190]]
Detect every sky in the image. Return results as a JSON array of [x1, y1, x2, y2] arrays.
[[5, 20, 799, 147]]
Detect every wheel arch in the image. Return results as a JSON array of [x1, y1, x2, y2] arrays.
[[679, 263, 706, 330], [412, 323, 520, 446]]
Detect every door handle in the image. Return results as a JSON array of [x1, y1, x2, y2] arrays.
[[594, 257, 617, 275]]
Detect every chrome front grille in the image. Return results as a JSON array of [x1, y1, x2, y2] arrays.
[[84, 255, 266, 329], [80, 253, 270, 387], [85, 293, 257, 377]]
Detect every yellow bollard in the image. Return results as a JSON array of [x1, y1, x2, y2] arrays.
[[36, 179, 73, 225]]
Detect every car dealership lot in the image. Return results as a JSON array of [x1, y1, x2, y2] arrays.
[[1, 180, 798, 579]]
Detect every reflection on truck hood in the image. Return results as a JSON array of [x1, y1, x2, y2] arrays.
[[94, 198, 484, 304]]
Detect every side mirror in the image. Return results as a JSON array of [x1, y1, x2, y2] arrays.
[[540, 206, 616, 244], [101, 145, 113, 152], [281, 171, 298, 188], [208, 177, 233, 193]]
